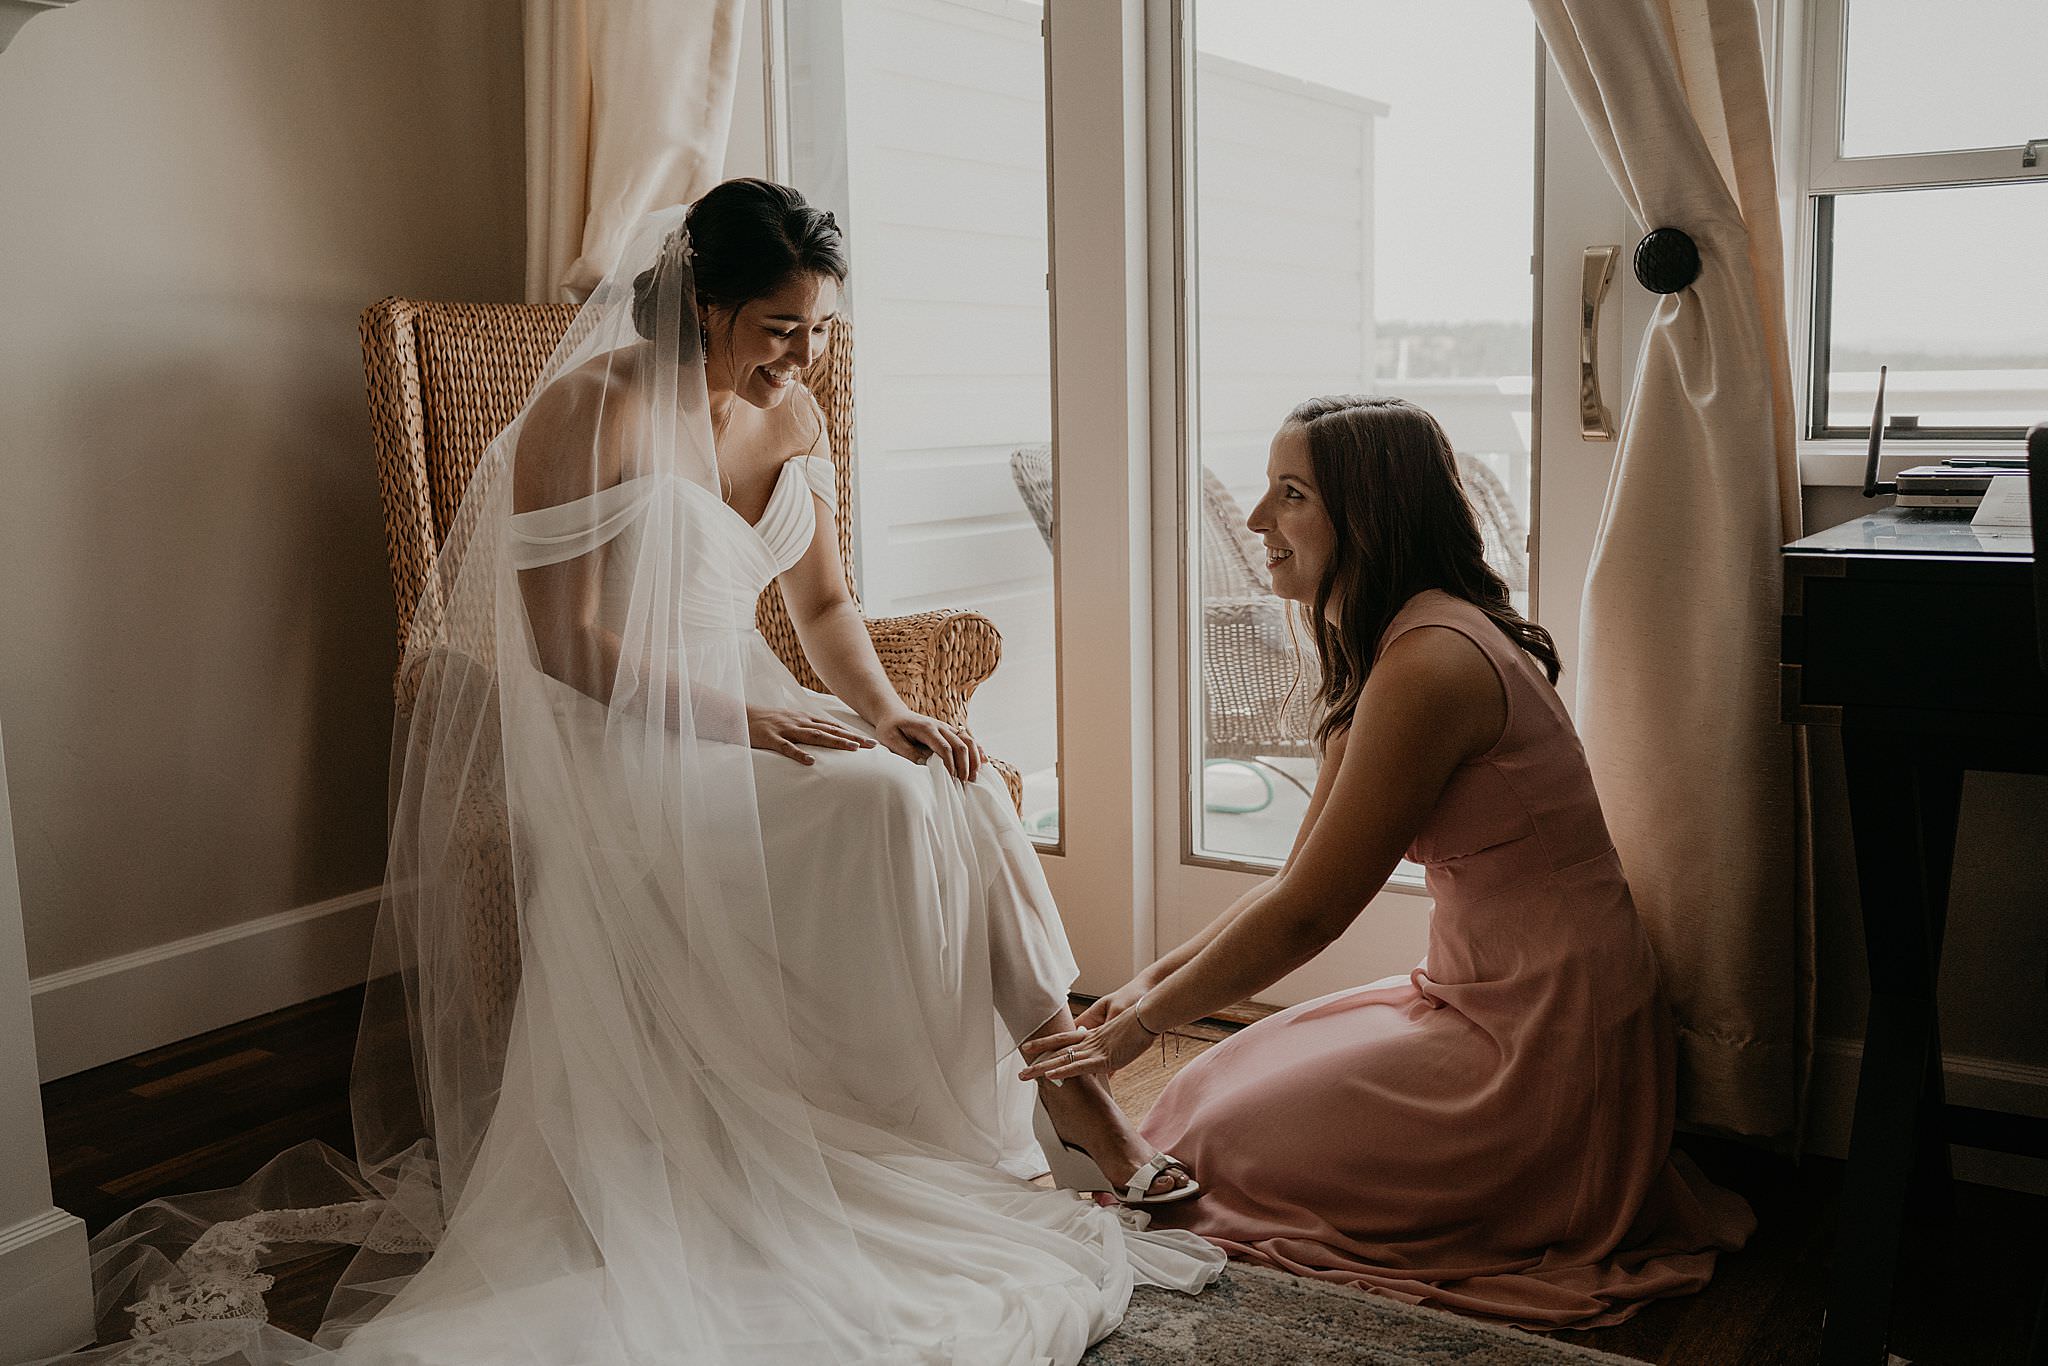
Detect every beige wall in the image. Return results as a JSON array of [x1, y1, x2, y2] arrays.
[[1801, 486, 2048, 1071], [0, 1, 524, 978]]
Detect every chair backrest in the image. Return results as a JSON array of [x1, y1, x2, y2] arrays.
[[1455, 455, 1529, 595], [1010, 445, 1054, 550], [1008, 448, 1275, 601], [361, 300, 860, 694], [1008, 445, 1529, 601], [1198, 470, 1274, 600]]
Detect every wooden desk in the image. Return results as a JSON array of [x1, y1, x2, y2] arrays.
[[1781, 507, 2047, 1366]]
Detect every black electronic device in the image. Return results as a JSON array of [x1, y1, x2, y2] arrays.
[[1860, 364, 2028, 509], [1860, 365, 1894, 498], [2030, 420, 2046, 672]]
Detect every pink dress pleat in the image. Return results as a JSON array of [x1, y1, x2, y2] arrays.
[[1141, 589, 1755, 1329]]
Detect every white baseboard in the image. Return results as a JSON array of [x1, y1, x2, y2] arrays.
[[0, 1207, 93, 1360], [29, 887, 380, 1083], [1806, 1033, 2048, 1196]]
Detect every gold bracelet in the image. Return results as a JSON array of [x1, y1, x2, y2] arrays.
[[1131, 998, 1164, 1037]]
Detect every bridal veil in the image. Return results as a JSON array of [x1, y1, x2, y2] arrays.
[[46, 205, 1220, 1366]]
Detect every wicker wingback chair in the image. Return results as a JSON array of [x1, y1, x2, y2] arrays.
[[363, 300, 1018, 1044]]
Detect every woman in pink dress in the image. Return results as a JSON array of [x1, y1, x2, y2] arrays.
[[1020, 396, 1754, 1329]]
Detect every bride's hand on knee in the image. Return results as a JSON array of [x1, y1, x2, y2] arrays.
[[874, 710, 982, 782], [747, 705, 876, 765]]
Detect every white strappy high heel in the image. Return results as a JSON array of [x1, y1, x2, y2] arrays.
[[1031, 1095, 1201, 1206]]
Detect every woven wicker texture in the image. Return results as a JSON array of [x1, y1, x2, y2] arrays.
[[362, 300, 1020, 1043], [1191, 469, 1321, 761], [1456, 457, 1529, 594]]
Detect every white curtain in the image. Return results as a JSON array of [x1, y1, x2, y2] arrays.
[[1527, 0, 1813, 1137], [524, 0, 747, 302]]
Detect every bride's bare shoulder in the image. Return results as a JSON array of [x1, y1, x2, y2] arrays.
[[532, 347, 647, 427], [513, 348, 646, 511]]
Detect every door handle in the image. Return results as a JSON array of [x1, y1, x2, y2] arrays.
[[1580, 245, 1619, 441]]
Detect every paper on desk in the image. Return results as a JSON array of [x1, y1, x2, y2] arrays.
[[1971, 474, 2031, 529]]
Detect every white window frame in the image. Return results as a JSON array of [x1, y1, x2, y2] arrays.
[[1789, 0, 2048, 453]]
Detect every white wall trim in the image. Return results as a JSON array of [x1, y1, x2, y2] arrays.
[[30, 886, 380, 1083], [1805, 1033, 2048, 1196], [1, 710, 94, 1352], [0, 1207, 92, 1358]]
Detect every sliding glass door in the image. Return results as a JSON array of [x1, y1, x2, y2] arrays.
[[1151, 0, 1639, 1005], [772, 0, 1643, 1002]]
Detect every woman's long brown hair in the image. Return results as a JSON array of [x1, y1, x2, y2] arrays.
[[1287, 395, 1559, 749]]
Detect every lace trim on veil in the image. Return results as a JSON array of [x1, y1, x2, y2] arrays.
[[122, 1200, 439, 1357]]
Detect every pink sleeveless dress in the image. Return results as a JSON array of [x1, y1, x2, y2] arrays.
[[1140, 590, 1754, 1329]]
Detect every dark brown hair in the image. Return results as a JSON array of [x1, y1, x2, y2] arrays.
[[1285, 395, 1559, 748], [632, 178, 847, 342]]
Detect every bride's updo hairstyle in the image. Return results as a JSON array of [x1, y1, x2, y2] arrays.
[[632, 178, 849, 344], [1286, 395, 1559, 748]]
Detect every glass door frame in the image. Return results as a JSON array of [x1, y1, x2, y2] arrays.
[[1032, 0, 1162, 993], [1140, 4, 1646, 1009]]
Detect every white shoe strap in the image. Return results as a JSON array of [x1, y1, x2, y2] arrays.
[[1123, 1152, 1186, 1202]]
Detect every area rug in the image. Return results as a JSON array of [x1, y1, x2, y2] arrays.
[[1082, 1265, 1644, 1364]]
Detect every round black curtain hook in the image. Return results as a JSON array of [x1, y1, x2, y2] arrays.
[[1633, 227, 1701, 294]]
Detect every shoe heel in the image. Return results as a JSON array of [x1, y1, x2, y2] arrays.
[[1031, 1094, 1112, 1194]]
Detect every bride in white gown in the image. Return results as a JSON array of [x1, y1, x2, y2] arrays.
[[49, 182, 1219, 1366]]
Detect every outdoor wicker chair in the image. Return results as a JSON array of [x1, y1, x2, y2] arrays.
[[1009, 446, 1318, 790], [1458, 456, 1529, 596], [1009, 444, 1529, 776], [364, 300, 1018, 1046]]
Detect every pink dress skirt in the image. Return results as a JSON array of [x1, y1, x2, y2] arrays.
[[1141, 590, 1755, 1329]]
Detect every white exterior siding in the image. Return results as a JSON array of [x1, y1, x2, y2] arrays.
[[1194, 58, 1384, 509], [829, 0, 1056, 770]]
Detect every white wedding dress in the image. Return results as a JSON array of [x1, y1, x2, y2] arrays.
[[49, 213, 1219, 1366], [329, 459, 1223, 1365]]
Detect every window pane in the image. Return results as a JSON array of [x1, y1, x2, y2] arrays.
[[1820, 182, 2048, 434], [1187, 1, 1535, 866], [1840, 0, 2048, 158], [787, 0, 1060, 841]]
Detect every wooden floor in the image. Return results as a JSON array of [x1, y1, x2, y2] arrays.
[[42, 988, 2048, 1363]]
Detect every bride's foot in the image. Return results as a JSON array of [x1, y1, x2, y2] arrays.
[[1035, 1074, 1197, 1203]]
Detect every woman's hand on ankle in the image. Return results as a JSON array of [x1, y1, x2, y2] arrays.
[[1018, 1011, 1152, 1083], [1075, 980, 1148, 1031]]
